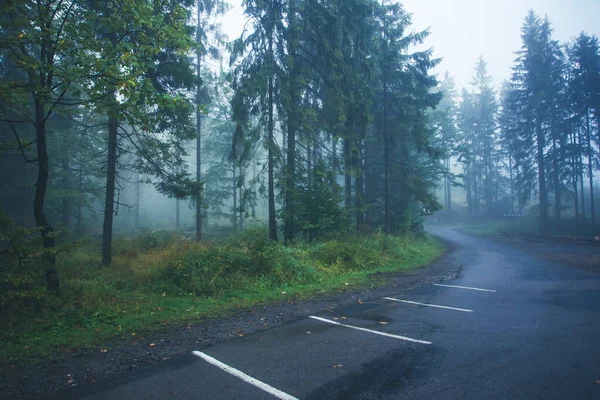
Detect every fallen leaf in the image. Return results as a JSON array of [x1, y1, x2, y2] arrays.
[[95, 329, 102, 333], [131, 333, 136, 336], [239, 334, 244, 337], [333, 364, 342, 368]]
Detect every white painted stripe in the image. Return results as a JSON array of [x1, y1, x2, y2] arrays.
[[309, 316, 432, 345], [433, 283, 496, 292], [192, 351, 298, 400], [384, 297, 473, 313]]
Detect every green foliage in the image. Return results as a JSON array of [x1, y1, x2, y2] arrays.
[[0, 230, 444, 362]]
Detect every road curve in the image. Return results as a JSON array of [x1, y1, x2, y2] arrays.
[[69, 226, 600, 400]]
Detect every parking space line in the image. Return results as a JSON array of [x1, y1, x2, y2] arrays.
[[192, 351, 299, 400], [309, 316, 432, 344], [384, 297, 473, 312], [433, 283, 496, 292]]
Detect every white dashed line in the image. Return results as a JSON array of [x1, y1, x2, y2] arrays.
[[433, 283, 496, 292], [309, 316, 432, 344], [192, 351, 299, 400], [384, 297, 473, 312]]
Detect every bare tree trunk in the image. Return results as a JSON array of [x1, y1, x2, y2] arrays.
[[62, 149, 71, 228], [578, 126, 586, 221], [102, 108, 118, 266], [195, 2, 203, 242], [332, 136, 338, 194], [34, 98, 59, 294], [135, 173, 140, 229], [536, 116, 549, 229], [284, 0, 298, 242], [344, 137, 352, 213], [355, 140, 364, 229], [509, 150, 515, 214], [383, 81, 390, 234], [232, 165, 237, 230], [267, 34, 277, 241], [552, 135, 561, 223], [586, 113, 595, 228]]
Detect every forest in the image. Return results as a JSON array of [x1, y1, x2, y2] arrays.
[[0, 0, 599, 360]]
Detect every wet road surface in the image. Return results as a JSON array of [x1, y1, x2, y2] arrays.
[[70, 227, 600, 399]]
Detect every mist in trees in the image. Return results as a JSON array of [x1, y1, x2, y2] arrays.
[[436, 10, 600, 234], [1, 1, 599, 298]]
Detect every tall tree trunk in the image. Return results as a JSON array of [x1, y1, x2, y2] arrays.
[[364, 138, 372, 227], [586, 113, 596, 228], [332, 135, 338, 194], [237, 163, 241, 231], [284, 0, 298, 242], [536, 117, 548, 228], [552, 135, 561, 223], [62, 149, 71, 227], [383, 79, 390, 234], [34, 98, 59, 294], [195, 1, 203, 241], [102, 108, 118, 266], [509, 150, 515, 214], [267, 34, 277, 241], [355, 140, 364, 229], [135, 173, 140, 229], [578, 126, 586, 220], [446, 158, 452, 214], [344, 137, 352, 212], [232, 165, 237, 230], [76, 164, 83, 233], [571, 132, 579, 222]]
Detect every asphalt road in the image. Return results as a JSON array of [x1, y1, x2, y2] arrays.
[[72, 227, 600, 399]]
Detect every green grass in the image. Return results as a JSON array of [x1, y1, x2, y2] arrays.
[[0, 229, 444, 364]]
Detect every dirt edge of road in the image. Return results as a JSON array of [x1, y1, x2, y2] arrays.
[[1, 237, 461, 400]]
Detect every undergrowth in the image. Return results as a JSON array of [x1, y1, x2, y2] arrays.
[[0, 227, 444, 363]]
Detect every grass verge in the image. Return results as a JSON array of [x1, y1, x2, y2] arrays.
[[1, 228, 445, 364]]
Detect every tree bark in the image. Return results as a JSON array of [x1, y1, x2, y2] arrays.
[[267, 34, 277, 241], [284, 0, 298, 242], [101, 109, 118, 266], [578, 126, 586, 220], [195, 1, 203, 241], [586, 113, 595, 228], [62, 149, 71, 227], [383, 82, 390, 234], [34, 98, 59, 294], [536, 116, 548, 228], [355, 140, 364, 229]]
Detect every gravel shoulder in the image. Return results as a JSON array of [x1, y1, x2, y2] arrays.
[[0, 238, 460, 399]]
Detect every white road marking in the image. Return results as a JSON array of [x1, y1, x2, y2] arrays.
[[384, 297, 473, 313], [309, 316, 432, 345], [433, 283, 496, 292], [192, 351, 299, 400]]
